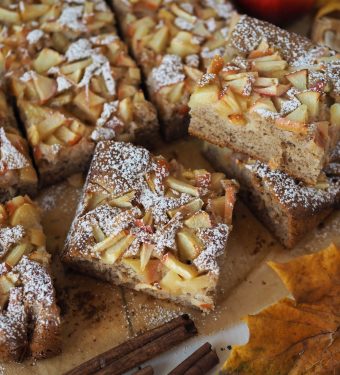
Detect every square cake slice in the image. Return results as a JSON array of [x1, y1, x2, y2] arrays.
[[0, 89, 38, 202], [0, 195, 60, 361], [111, 0, 235, 140], [189, 14, 340, 184], [204, 142, 340, 248], [9, 34, 159, 186], [63, 141, 238, 311]]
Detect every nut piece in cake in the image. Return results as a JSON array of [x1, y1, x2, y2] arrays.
[[63, 141, 239, 311], [112, 0, 235, 140], [0, 90, 37, 202], [0, 195, 60, 361], [9, 34, 159, 185], [189, 14, 340, 184], [203, 142, 340, 248]]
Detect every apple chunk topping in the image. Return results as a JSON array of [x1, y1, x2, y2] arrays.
[[0, 195, 49, 272], [177, 228, 204, 261], [67, 143, 238, 310], [162, 252, 198, 280], [191, 37, 338, 134]]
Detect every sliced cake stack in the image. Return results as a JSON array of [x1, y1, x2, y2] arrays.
[[189, 14, 340, 247]]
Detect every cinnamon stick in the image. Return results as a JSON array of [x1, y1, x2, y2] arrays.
[[64, 314, 196, 375], [132, 366, 154, 375], [168, 342, 219, 375]]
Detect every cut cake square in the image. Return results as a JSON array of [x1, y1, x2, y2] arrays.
[[111, 0, 235, 140], [0, 195, 60, 361], [63, 141, 238, 311], [9, 34, 159, 185], [189, 14, 340, 184], [204, 142, 340, 248]]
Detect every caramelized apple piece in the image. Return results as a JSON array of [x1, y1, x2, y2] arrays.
[[285, 69, 307, 91], [296, 91, 320, 120], [33, 73, 57, 104], [101, 235, 136, 264], [0, 7, 20, 24], [177, 228, 204, 261], [162, 252, 198, 280], [160, 270, 182, 295], [33, 48, 64, 73], [184, 211, 212, 229], [188, 85, 219, 109], [10, 203, 40, 228], [330, 103, 340, 126], [146, 26, 169, 53], [140, 243, 155, 271], [168, 198, 203, 218], [110, 191, 136, 208], [93, 231, 126, 253], [92, 225, 106, 243], [5, 243, 30, 267], [178, 274, 215, 293], [166, 176, 199, 197]]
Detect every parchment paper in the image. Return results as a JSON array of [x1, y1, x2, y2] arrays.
[[1, 137, 339, 375]]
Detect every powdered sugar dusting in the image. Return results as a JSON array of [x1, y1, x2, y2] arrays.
[[246, 161, 340, 211], [149, 55, 185, 91], [67, 142, 234, 289], [194, 224, 229, 275], [65, 39, 116, 95], [26, 29, 44, 44], [0, 288, 27, 345], [0, 128, 29, 172], [65, 39, 93, 62], [0, 226, 25, 258], [56, 76, 72, 92], [57, 5, 87, 32]]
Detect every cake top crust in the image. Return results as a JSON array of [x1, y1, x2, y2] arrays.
[[67, 141, 238, 277]]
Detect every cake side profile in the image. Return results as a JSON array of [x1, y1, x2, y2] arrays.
[[189, 14, 340, 184], [204, 142, 340, 248], [0, 88, 38, 202], [63, 141, 238, 311], [111, 0, 235, 140], [0, 195, 60, 361]]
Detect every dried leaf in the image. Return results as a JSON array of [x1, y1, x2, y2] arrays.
[[222, 243, 340, 375]]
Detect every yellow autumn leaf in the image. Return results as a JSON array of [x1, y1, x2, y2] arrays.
[[222, 243, 340, 375]]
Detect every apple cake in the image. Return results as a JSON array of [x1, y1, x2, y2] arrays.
[[63, 141, 238, 311], [189, 14, 340, 185], [204, 142, 340, 248], [9, 34, 159, 185], [0, 89, 38, 202], [0, 0, 116, 72], [111, 0, 235, 140], [0, 195, 60, 361]]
